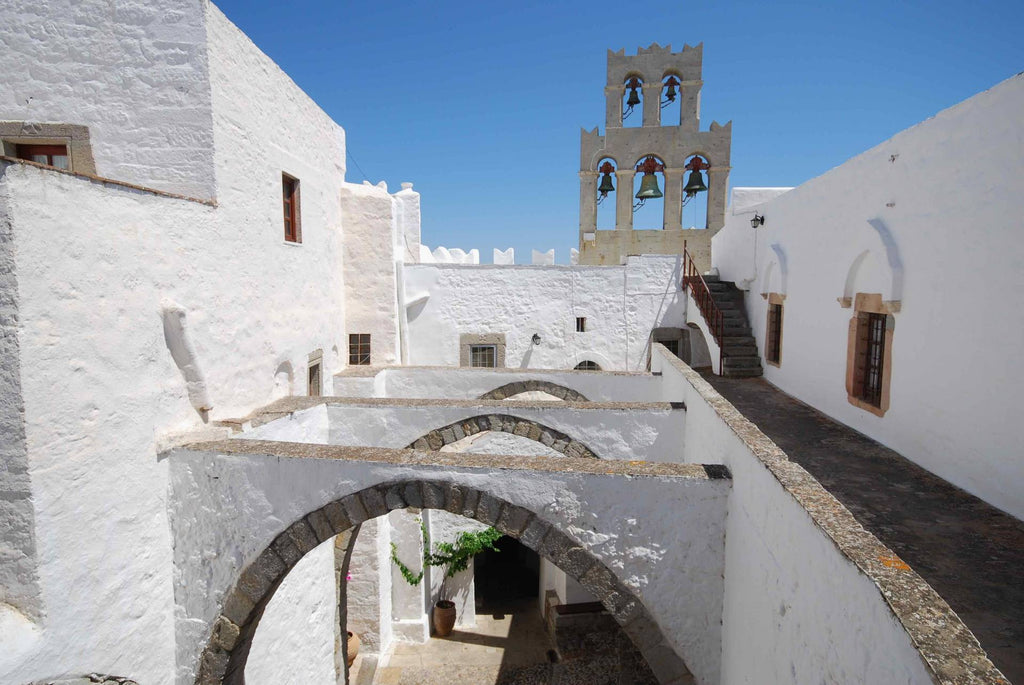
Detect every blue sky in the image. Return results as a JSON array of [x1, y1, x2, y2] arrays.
[[214, 0, 1023, 262]]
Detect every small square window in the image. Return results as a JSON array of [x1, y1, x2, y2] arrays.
[[349, 334, 371, 365], [576, 316, 587, 332], [282, 173, 301, 243], [470, 345, 496, 368]]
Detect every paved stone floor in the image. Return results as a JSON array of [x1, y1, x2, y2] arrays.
[[703, 373, 1024, 683], [370, 599, 655, 685]]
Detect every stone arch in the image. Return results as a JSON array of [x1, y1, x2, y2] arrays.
[[478, 380, 589, 402], [406, 414, 598, 459], [196, 480, 693, 685]]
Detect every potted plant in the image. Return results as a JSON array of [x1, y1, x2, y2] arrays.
[[391, 519, 501, 636]]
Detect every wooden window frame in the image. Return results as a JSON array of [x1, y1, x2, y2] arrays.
[[349, 334, 371, 366], [282, 173, 301, 243], [845, 293, 895, 417], [307, 351, 323, 397], [16, 143, 69, 170], [765, 294, 784, 367], [575, 316, 587, 333]]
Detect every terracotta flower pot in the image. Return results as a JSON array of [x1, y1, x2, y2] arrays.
[[433, 600, 457, 636], [346, 630, 360, 667]]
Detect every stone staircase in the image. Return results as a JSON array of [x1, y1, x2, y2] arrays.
[[703, 275, 763, 378]]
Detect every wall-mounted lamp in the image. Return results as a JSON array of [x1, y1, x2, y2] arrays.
[[532, 333, 542, 346], [750, 213, 766, 228]]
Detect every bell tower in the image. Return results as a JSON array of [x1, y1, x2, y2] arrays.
[[578, 43, 732, 271]]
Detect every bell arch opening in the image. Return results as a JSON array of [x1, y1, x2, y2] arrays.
[[680, 154, 710, 231], [633, 155, 666, 230], [196, 480, 694, 685], [622, 75, 644, 128], [596, 157, 618, 229]]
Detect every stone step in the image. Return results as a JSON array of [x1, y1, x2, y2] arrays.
[[723, 345, 759, 357], [723, 356, 763, 369], [722, 335, 756, 346], [722, 367, 764, 378], [722, 327, 752, 337]]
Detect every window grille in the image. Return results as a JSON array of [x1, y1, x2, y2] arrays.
[[349, 334, 371, 365], [470, 345, 496, 368], [574, 360, 600, 371]]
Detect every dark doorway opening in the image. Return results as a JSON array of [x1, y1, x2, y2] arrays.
[[474, 535, 539, 614]]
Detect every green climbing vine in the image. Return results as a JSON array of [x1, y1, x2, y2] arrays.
[[390, 517, 502, 596]]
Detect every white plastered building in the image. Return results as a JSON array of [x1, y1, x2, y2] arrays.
[[0, 3, 1019, 685]]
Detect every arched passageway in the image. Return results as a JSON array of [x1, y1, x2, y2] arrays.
[[406, 415, 598, 459], [478, 381, 590, 402], [196, 479, 696, 685]]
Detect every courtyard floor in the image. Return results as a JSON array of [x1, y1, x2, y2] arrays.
[[703, 373, 1024, 683], [364, 598, 656, 685]]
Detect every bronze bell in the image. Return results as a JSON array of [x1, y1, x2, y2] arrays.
[[598, 172, 615, 196], [625, 87, 641, 108], [635, 172, 663, 200], [683, 169, 708, 197], [664, 77, 679, 102]]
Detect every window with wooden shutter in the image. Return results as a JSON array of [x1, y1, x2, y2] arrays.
[[845, 293, 894, 416], [766, 302, 783, 365], [283, 174, 300, 243]]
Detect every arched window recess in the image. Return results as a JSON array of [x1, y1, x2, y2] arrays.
[[623, 76, 642, 123]]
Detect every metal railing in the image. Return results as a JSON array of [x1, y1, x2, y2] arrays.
[[682, 248, 725, 370]]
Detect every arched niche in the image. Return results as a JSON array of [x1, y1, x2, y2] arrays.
[[595, 157, 618, 229]]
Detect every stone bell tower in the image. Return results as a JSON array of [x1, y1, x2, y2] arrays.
[[577, 43, 731, 271]]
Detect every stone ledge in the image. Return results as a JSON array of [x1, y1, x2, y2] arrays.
[[214, 395, 677, 432], [334, 364, 655, 378], [174, 439, 728, 481]]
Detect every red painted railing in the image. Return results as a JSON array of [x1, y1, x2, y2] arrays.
[[682, 248, 725, 370]]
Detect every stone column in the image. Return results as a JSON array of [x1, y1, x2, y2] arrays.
[[605, 86, 623, 128], [615, 170, 635, 231], [706, 166, 730, 233], [579, 171, 598, 236], [678, 80, 702, 131], [663, 168, 684, 231], [642, 83, 661, 127]]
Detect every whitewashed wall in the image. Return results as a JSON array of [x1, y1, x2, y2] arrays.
[[318, 402, 685, 462], [712, 74, 1024, 520], [652, 348, 937, 684], [404, 256, 686, 371], [0, 0, 217, 199], [0, 6, 357, 681], [245, 539, 337, 685], [334, 366, 661, 402]]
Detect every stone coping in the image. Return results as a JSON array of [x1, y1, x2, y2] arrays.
[[179, 439, 728, 481], [652, 344, 1008, 685], [334, 364, 655, 378], [0, 155, 217, 207], [215, 395, 679, 431]]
